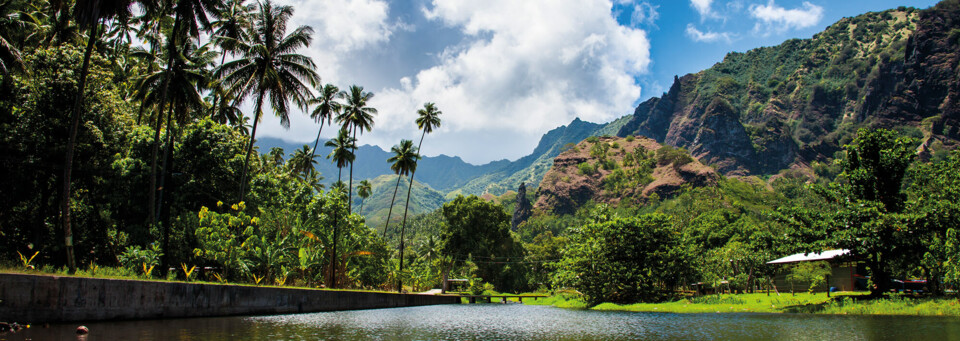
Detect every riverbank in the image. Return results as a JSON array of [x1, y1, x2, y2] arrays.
[[525, 292, 960, 316], [0, 273, 458, 323]]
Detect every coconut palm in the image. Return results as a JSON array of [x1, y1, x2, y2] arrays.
[[336, 85, 376, 213], [215, 0, 320, 201], [208, 0, 252, 117], [325, 128, 355, 185], [387, 139, 419, 292], [288, 144, 317, 177], [398, 103, 441, 246], [356, 179, 371, 216], [396, 103, 441, 291], [308, 83, 341, 162], [145, 0, 219, 260], [383, 139, 419, 239], [61, 0, 150, 272], [267, 147, 285, 167], [0, 0, 29, 77]]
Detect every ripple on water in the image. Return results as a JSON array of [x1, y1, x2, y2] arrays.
[[7, 304, 960, 340]]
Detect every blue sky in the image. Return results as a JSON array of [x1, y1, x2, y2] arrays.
[[261, 0, 940, 165]]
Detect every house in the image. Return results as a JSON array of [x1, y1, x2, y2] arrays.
[[767, 249, 867, 292]]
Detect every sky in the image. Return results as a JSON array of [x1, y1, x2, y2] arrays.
[[260, 0, 940, 165]]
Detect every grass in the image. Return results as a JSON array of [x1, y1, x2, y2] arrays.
[[535, 291, 960, 316]]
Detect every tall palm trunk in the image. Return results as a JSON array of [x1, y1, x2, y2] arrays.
[[306, 123, 324, 177], [60, 17, 101, 273], [347, 125, 356, 213], [156, 103, 178, 277], [397, 129, 426, 293], [210, 52, 227, 119], [382, 174, 403, 238], [149, 13, 182, 230], [239, 88, 266, 202]]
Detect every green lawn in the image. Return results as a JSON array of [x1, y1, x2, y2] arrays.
[[528, 292, 960, 316]]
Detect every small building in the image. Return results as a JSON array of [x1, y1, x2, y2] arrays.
[[767, 249, 866, 292]]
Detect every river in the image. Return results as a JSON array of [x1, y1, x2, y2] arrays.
[[5, 304, 960, 340]]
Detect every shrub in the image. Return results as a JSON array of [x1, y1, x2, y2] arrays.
[[578, 162, 596, 175], [585, 136, 599, 143], [625, 135, 635, 142]]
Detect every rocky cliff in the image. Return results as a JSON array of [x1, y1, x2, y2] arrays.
[[618, 2, 960, 175], [535, 136, 717, 215]]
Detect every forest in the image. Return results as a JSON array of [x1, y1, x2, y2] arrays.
[[2, 0, 960, 307]]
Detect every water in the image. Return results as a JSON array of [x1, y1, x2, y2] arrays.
[[5, 304, 960, 340]]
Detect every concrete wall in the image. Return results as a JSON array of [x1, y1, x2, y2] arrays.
[[0, 273, 459, 323]]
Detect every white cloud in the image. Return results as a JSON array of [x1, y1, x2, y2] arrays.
[[630, 1, 660, 28], [685, 23, 733, 43], [254, 0, 394, 147], [255, 0, 652, 164], [355, 0, 651, 163], [690, 0, 719, 21], [749, 0, 823, 33]]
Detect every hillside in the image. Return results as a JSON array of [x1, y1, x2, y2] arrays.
[[535, 136, 718, 215], [356, 174, 447, 229], [617, 3, 960, 175]]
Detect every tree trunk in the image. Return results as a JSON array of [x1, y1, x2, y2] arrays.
[[210, 52, 227, 120], [60, 18, 101, 273], [238, 89, 265, 202], [308, 122, 324, 178], [148, 13, 182, 231], [397, 130, 427, 294], [347, 126, 356, 213], [156, 104, 177, 277], [382, 174, 403, 238]]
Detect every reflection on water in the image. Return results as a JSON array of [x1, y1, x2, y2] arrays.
[[5, 304, 960, 340]]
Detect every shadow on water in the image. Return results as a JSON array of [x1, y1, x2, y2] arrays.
[[5, 304, 960, 340]]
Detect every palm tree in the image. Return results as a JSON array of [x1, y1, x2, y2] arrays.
[[324, 128, 354, 288], [398, 104, 441, 243], [208, 0, 251, 117], [267, 147, 285, 167], [0, 0, 29, 77], [288, 144, 317, 177], [308, 83, 340, 162], [387, 139, 419, 292], [61, 0, 148, 272], [383, 139, 418, 239], [396, 103, 441, 291], [146, 0, 218, 259], [215, 0, 320, 201], [325, 129, 355, 185], [356, 179, 371, 216], [336, 85, 376, 213]]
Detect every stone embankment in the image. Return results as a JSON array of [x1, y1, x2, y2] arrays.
[[0, 273, 458, 323]]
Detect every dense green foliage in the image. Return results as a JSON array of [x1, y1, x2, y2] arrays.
[[553, 210, 686, 304]]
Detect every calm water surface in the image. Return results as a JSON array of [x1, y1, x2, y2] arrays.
[[5, 304, 960, 340]]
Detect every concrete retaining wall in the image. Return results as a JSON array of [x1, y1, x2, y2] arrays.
[[0, 273, 459, 323]]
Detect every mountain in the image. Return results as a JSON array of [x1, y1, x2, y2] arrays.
[[357, 174, 447, 229], [616, 2, 960, 175], [256, 138, 502, 192], [535, 136, 718, 215]]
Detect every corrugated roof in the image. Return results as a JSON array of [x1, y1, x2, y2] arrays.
[[766, 249, 851, 264]]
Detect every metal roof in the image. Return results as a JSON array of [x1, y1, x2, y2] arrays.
[[766, 249, 851, 264]]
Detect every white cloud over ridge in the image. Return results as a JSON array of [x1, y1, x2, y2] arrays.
[[685, 24, 733, 43], [366, 0, 651, 163], [256, 0, 651, 164], [750, 0, 824, 33]]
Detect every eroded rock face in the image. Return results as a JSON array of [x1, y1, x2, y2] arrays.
[[511, 183, 532, 231], [690, 98, 757, 175], [616, 3, 960, 176], [534, 136, 718, 215]]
